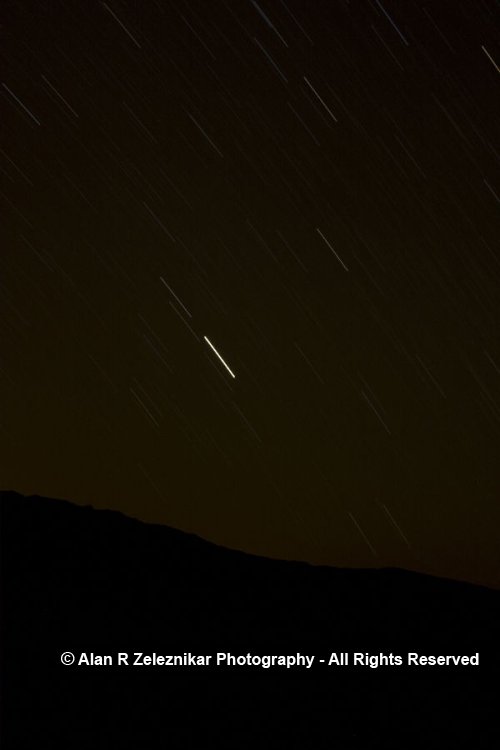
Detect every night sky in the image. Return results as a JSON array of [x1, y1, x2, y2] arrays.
[[1, 0, 499, 587]]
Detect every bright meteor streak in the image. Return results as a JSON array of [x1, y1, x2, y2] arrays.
[[203, 336, 236, 378]]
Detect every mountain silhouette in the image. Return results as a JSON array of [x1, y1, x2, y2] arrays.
[[1, 490, 499, 747], [2, 489, 499, 646]]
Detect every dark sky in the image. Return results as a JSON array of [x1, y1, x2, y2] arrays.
[[1, 0, 499, 587]]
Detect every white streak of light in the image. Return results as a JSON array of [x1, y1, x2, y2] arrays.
[[482, 46, 500, 73], [204, 336, 236, 378]]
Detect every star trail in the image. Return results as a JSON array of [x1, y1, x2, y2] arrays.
[[1, 0, 499, 587]]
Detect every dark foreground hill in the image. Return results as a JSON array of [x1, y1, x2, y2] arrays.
[[1, 491, 499, 747]]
